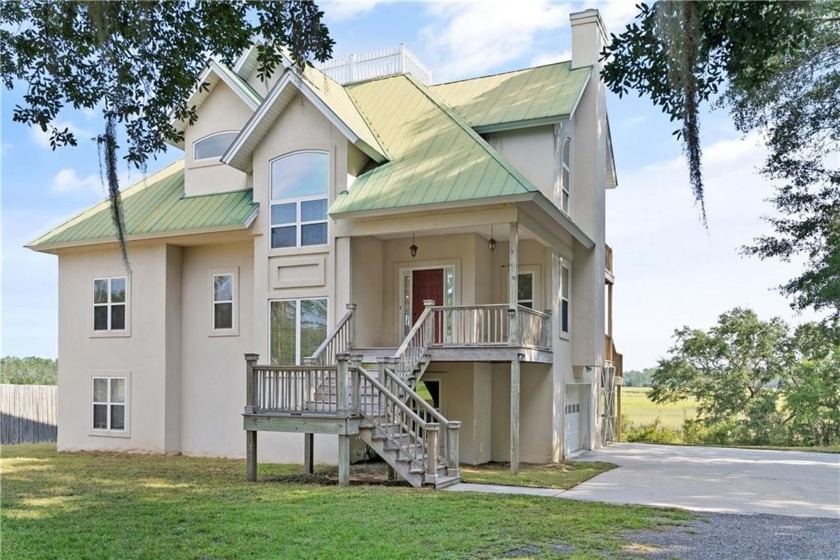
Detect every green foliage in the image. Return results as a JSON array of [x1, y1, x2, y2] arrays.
[[0, 357, 58, 385], [1, 444, 691, 559], [648, 308, 840, 447], [604, 1, 840, 318], [621, 416, 682, 445], [1, 1, 333, 265], [621, 368, 655, 387]]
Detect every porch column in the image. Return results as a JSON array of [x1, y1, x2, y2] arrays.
[[337, 355, 351, 486], [304, 433, 314, 475], [245, 353, 259, 482], [508, 222, 520, 475]]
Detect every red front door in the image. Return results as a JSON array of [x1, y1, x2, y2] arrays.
[[412, 268, 444, 342]]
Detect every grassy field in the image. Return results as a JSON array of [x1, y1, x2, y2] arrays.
[[620, 387, 698, 430], [1, 444, 691, 559]]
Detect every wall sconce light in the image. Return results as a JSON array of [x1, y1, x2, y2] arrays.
[[507, 307, 516, 318], [410, 232, 418, 258], [517, 352, 525, 362], [488, 224, 496, 252]]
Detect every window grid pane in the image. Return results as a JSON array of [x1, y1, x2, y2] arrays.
[[271, 226, 297, 248], [213, 274, 233, 302], [271, 203, 297, 226], [194, 132, 238, 160], [300, 198, 328, 222], [300, 223, 328, 246]]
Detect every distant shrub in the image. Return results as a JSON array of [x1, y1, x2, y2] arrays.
[[622, 417, 681, 444], [0, 357, 58, 385]]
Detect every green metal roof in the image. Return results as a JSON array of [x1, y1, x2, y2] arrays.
[[297, 63, 388, 159], [430, 62, 591, 129], [330, 74, 539, 215], [28, 161, 257, 251]]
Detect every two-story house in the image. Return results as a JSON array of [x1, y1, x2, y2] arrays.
[[28, 9, 622, 488]]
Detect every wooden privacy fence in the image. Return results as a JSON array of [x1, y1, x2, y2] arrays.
[[1, 384, 57, 444]]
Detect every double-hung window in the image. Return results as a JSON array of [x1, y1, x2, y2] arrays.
[[93, 376, 127, 432], [213, 273, 235, 331], [269, 299, 328, 365], [93, 277, 127, 331], [560, 265, 570, 336], [270, 151, 329, 249], [561, 137, 571, 214]]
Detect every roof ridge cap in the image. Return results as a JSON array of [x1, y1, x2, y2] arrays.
[[401, 74, 537, 195]]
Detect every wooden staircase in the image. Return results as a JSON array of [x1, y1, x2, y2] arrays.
[[296, 302, 459, 489]]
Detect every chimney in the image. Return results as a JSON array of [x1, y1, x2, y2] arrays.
[[570, 9, 608, 70]]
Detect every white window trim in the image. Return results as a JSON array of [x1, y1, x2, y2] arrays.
[[561, 137, 571, 214], [90, 372, 130, 438], [268, 297, 329, 365], [210, 267, 239, 336], [91, 275, 131, 338], [269, 151, 330, 251], [192, 131, 239, 164], [560, 264, 571, 339]]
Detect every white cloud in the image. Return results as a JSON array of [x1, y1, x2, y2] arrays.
[[421, 1, 572, 81], [51, 168, 102, 194], [530, 49, 572, 67], [324, 1, 382, 21], [584, 0, 640, 34], [607, 134, 821, 369], [30, 120, 94, 149]]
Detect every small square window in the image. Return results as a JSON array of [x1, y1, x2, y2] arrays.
[[92, 376, 128, 434], [93, 277, 127, 333]]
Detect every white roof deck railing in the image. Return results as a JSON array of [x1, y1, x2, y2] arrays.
[[316, 44, 432, 85]]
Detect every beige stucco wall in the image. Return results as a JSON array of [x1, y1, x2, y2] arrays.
[[183, 82, 252, 196], [57, 244, 175, 453], [485, 126, 555, 201], [489, 363, 553, 463]]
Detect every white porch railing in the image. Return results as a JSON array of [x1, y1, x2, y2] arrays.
[[426, 304, 552, 351], [391, 300, 435, 384], [316, 44, 432, 85], [518, 307, 552, 349], [245, 363, 340, 415]]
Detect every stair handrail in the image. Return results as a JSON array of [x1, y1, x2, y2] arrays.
[[305, 303, 356, 366], [381, 362, 460, 470], [355, 364, 439, 475], [391, 299, 435, 385]]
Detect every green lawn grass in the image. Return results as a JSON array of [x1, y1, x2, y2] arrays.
[[460, 461, 616, 490], [620, 387, 697, 430], [2, 443, 690, 559]]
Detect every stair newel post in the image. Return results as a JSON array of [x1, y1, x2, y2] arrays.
[[386, 357, 400, 395], [377, 357, 389, 417], [336, 353, 350, 415], [423, 299, 435, 345], [446, 421, 461, 473], [346, 303, 357, 351], [425, 424, 440, 480], [349, 355, 362, 416], [245, 353, 259, 413]]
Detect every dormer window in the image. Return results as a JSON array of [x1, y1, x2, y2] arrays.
[[270, 151, 329, 249], [561, 137, 571, 213], [193, 132, 238, 161]]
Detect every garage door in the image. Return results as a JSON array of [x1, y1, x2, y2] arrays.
[[565, 387, 581, 454]]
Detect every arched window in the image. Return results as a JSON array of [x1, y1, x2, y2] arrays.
[[193, 132, 238, 161], [561, 137, 571, 213], [270, 151, 329, 248]]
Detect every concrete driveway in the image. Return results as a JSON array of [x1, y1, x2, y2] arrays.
[[566, 443, 840, 519]]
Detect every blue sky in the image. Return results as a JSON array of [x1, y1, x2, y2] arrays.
[[0, 1, 820, 369]]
